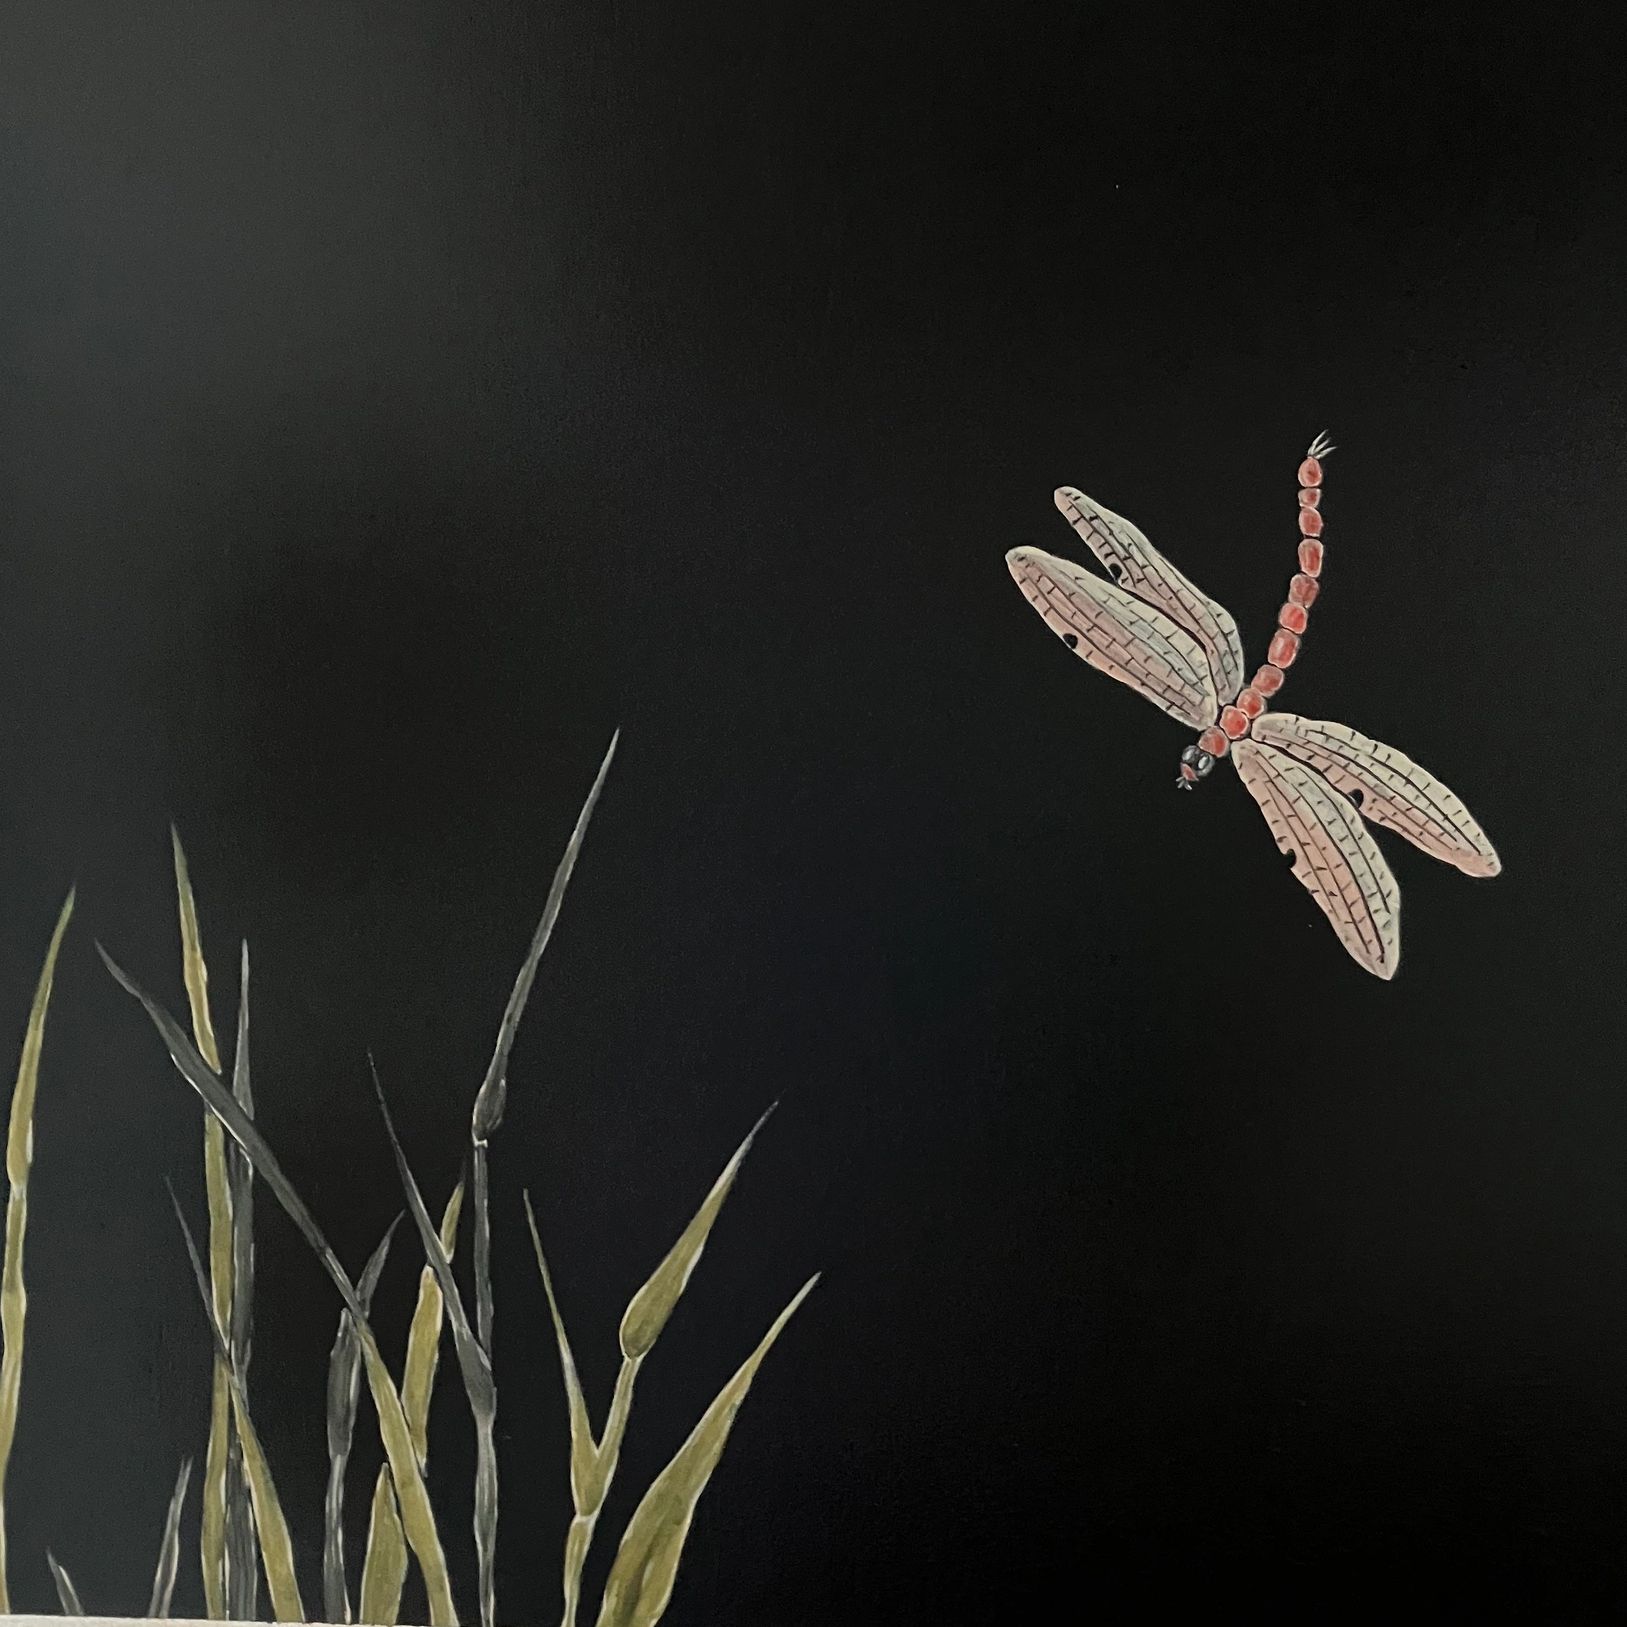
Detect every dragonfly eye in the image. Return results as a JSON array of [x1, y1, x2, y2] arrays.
[[1195, 751, 1215, 775], [1180, 745, 1200, 766]]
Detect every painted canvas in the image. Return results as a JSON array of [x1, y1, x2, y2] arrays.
[[0, 4, 1621, 1624]]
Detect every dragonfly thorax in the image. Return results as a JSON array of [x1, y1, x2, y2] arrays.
[[1177, 742, 1217, 790]]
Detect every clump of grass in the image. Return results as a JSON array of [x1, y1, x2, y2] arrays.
[[103, 945, 461, 1626], [355, 1184, 464, 1626], [4, 731, 816, 1625]]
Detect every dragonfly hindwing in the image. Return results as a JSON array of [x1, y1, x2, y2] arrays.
[[1233, 737, 1401, 980]]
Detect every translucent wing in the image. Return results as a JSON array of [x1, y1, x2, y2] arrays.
[[1054, 486, 1246, 706], [1007, 545, 1219, 730], [1233, 737, 1401, 980], [1252, 714, 1501, 878]]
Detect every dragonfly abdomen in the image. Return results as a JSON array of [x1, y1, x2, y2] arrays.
[[1195, 435, 1332, 764]]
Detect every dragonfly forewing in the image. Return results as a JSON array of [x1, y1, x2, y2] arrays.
[[1252, 714, 1500, 878], [1053, 486, 1247, 705], [1007, 545, 1219, 730]]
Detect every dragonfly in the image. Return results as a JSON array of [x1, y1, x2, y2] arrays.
[[1005, 434, 1500, 979]]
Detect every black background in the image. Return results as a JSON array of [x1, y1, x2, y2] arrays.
[[2, 2, 1624, 1622]]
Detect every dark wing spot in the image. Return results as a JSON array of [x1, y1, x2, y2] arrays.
[[1345, 787, 1366, 809], [1107, 562, 1125, 582], [1062, 633, 1079, 649]]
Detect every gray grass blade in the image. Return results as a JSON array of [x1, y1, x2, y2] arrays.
[[470, 728, 618, 1354], [226, 941, 258, 1621], [371, 1061, 498, 1627], [325, 1215, 402, 1624], [149, 1456, 194, 1618], [102, 947, 457, 1626], [46, 1550, 83, 1615], [228, 941, 256, 1373]]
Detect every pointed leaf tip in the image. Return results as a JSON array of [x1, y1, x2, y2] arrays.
[[617, 1107, 776, 1362]]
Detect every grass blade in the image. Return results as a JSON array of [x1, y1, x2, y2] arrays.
[[47, 1549, 84, 1615], [325, 1217, 401, 1624], [538, 1110, 773, 1627], [226, 940, 258, 1622], [171, 1189, 305, 1623], [594, 1276, 818, 1627], [405, 1183, 465, 1453], [525, 1194, 601, 1627], [102, 947, 458, 1627], [358, 1471, 407, 1626], [172, 829, 235, 1622], [360, 1182, 464, 1626], [372, 1063, 497, 1627], [0, 888, 74, 1615], [470, 729, 619, 1352], [524, 1195, 595, 1506], [619, 1105, 774, 1361], [149, 1456, 195, 1618]]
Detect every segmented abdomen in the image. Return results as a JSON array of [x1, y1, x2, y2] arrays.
[[1196, 438, 1330, 762]]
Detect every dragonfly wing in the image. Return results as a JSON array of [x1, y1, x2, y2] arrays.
[[1252, 714, 1500, 878], [1007, 546, 1219, 729], [1233, 737, 1401, 980], [1054, 486, 1247, 706]]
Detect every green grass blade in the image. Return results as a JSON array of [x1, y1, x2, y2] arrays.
[[618, 1106, 774, 1361], [358, 1471, 407, 1626], [594, 1276, 818, 1627], [360, 1182, 463, 1626], [172, 829, 235, 1622], [525, 1193, 604, 1627], [405, 1182, 465, 1452], [149, 1455, 195, 1618], [103, 947, 458, 1627], [0, 888, 74, 1615], [470, 729, 619, 1355], [372, 1064, 497, 1627], [325, 1217, 401, 1624], [47, 1549, 84, 1615], [172, 1190, 305, 1623], [226, 941, 258, 1622], [538, 1109, 773, 1627]]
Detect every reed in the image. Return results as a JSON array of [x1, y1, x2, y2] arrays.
[[324, 1219, 401, 1623], [0, 890, 75, 1615], [171, 832, 238, 1622], [148, 1458, 194, 1619], [46, 1549, 83, 1615]]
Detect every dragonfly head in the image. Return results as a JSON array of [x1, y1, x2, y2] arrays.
[[1177, 743, 1217, 790]]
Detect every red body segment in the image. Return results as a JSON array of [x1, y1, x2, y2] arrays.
[[1213, 438, 1329, 749], [1268, 628, 1301, 667]]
